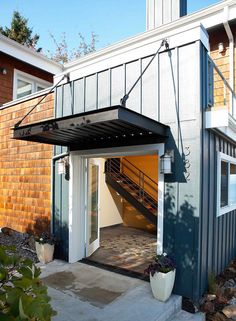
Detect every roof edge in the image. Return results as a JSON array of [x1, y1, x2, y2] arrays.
[[0, 34, 63, 74]]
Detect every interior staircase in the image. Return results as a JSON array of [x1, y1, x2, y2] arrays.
[[105, 158, 158, 225]]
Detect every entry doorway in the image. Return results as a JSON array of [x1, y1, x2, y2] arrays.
[[68, 143, 165, 267], [85, 154, 158, 275]]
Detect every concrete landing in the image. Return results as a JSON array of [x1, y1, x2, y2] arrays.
[[38, 260, 204, 321], [169, 310, 205, 321]]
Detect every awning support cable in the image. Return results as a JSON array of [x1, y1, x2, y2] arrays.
[[120, 39, 169, 107], [14, 74, 69, 128]]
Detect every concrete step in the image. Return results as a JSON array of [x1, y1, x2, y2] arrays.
[[103, 286, 182, 321], [168, 310, 205, 321]]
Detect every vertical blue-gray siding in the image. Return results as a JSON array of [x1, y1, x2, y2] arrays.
[[200, 130, 236, 296], [198, 46, 236, 299], [52, 145, 69, 260]]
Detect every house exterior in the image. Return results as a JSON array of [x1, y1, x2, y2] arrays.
[[1, 0, 236, 302], [0, 35, 62, 232]]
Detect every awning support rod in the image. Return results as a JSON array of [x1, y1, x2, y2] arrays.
[[120, 39, 169, 107], [14, 74, 69, 128]]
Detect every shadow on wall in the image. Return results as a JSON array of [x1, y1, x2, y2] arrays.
[[164, 184, 198, 298], [53, 206, 69, 261], [26, 213, 69, 261], [26, 217, 50, 236]]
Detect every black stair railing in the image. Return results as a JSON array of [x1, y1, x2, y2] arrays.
[[105, 158, 158, 211]]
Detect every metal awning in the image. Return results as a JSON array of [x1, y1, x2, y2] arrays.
[[13, 106, 169, 150]]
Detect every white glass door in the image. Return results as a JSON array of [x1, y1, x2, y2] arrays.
[[86, 159, 100, 257]]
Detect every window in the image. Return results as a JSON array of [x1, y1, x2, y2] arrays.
[[13, 69, 52, 100], [218, 152, 236, 216], [16, 78, 33, 99]]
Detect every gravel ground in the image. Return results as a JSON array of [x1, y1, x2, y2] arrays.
[[0, 229, 38, 263]]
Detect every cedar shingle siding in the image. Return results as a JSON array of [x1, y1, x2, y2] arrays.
[[0, 94, 54, 232]]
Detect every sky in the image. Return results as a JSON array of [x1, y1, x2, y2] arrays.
[[1, 0, 221, 55]]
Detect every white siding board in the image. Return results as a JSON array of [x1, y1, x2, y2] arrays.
[[125, 60, 141, 113], [159, 49, 178, 124], [85, 74, 97, 111], [163, 0, 172, 24], [56, 86, 63, 117], [179, 43, 199, 121], [111, 65, 124, 106], [74, 78, 85, 114], [98, 70, 110, 109], [63, 83, 72, 116], [142, 56, 158, 120]]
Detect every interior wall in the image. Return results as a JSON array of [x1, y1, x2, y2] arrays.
[[98, 158, 123, 228], [124, 155, 158, 179], [122, 155, 158, 200], [122, 155, 158, 232]]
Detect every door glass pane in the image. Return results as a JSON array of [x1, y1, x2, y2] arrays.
[[88, 163, 99, 244], [229, 163, 236, 206], [221, 161, 228, 207], [17, 79, 33, 98]]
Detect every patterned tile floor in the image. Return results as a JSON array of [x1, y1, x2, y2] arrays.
[[88, 225, 157, 275]]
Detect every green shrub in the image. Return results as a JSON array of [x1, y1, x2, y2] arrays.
[[0, 245, 56, 320]]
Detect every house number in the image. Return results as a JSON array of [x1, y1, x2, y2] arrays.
[[184, 146, 191, 181]]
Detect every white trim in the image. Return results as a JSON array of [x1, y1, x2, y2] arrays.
[[0, 87, 53, 110], [68, 143, 165, 263], [0, 34, 62, 74], [56, 24, 208, 83], [69, 155, 86, 262], [217, 151, 236, 217], [86, 158, 100, 257], [13, 69, 52, 100], [205, 107, 229, 129]]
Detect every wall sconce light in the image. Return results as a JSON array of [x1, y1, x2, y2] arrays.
[[0, 67, 7, 75], [160, 150, 174, 174], [57, 158, 65, 175], [218, 42, 225, 54], [57, 156, 70, 180]]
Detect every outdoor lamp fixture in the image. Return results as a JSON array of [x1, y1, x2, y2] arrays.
[[57, 158, 65, 175], [160, 151, 173, 174], [0, 67, 7, 75], [218, 42, 225, 54], [57, 156, 70, 180]]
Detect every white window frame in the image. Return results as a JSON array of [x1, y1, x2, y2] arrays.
[[217, 151, 236, 216], [13, 69, 52, 100]]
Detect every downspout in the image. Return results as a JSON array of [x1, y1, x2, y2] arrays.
[[223, 6, 235, 116]]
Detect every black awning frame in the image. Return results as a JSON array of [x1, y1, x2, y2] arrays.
[[13, 105, 169, 150]]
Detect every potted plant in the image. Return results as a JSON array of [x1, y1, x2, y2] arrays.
[[145, 253, 176, 302], [35, 232, 56, 264]]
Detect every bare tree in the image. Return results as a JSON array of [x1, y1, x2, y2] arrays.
[[48, 32, 98, 64]]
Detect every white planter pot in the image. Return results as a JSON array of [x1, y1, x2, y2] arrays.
[[150, 269, 176, 302], [35, 242, 54, 264]]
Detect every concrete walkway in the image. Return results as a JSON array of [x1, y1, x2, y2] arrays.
[[39, 260, 205, 321]]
